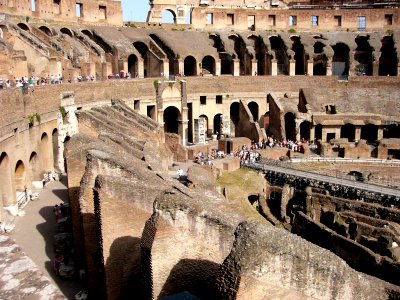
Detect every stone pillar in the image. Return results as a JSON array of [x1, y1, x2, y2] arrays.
[[251, 59, 258, 76], [147, 8, 162, 23], [163, 60, 169, 78], [397, 63, 400, 77], [310, 126, 315, 141], [101, 62, 112, 80], [215, 59, 221, 76], [178, 59, 184, 76], [176, 8, 185, 24], [373, 58, 380, 76], [118, 59, 127, 73], [138, 59, 144, 78], [85, 62, 96, 77], [221, 115, 231, 136], [233, 59, 240, 76], [156, 81, 164, 126], [295, 119, 302, 142], [307, 59, 314, 76], [271, 59, 278, 76], [326, 59, 332, 76], [377, 127, 384, 141], [179, 107, 189, 146], [355, 126, 361, 141], [289, 59, 296, 76], [194, 118, 206, 144]]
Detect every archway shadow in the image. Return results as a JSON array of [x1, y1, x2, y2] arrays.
[[158, 258, 220, 300], [105, 236, 143, 299]]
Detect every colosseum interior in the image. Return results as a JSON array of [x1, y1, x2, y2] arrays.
[[1, 0, 400, 299]]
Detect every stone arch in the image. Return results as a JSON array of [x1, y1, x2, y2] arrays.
[[128, 54, 138, 77], [340, 123, 356, 142], [29, 152, 41, 181], [184, 56, 197, 76], [230, 102, 240, 136], [15, 160, 26, 192], [248, 35, 269, 75], [300, 121, 311, 141], [284, 112, 296, 141], [17, 23, 30, 31], [379, 36, 398, 76], [268, 191, 282, 220], [220, 53, 233, 75], [52, 128, 59, 172], [40, 132, 52, 173], [81, 29, 93, 38], [248, 101, 259, 122], [229, 34, 252, 75], [348, 171, 364, 182], [39, 25, 52, 36], [269, 36, 288, 75], [0, 152, 14, 207], [315, 124, 323, 140], [332, 43, 350, 76], [291, 36, 306, 75], [199, 114, 209, 136], [313, 41, 327, 76], [133, 42, 161, 77], [163, 106, 181, 134], [60, 27, 73, 37], [354, 36, 373, 76], [213, 113, 222, 134], [201, 56, 216, 75], [383, 124, 400, 138], [162, 9, 176, 24], [361, 124, 378, 143]]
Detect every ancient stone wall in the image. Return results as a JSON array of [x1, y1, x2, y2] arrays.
[[0, 0, 122, 26]]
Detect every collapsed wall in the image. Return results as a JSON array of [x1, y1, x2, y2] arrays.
[[65, 99, 400, 299]]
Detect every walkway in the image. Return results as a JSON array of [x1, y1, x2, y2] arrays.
[[247, 162, 400, 198], [9, 176, 83, 299]]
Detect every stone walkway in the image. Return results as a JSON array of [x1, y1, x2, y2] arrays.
[[9, 175, 84, 299]]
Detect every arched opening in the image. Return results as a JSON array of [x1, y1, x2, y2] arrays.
[[313, 41, 327, 76], [39, 26, 52, 37], [249, 35, 269, 75], [315, 124, 323, 140], [340, 123, 356, 142], [14, 160, 26, 192], [220, 53, 233, 75], [184, 56, 197, 76], [300, 121, 311, 141], [270, 36, 288, 75], [149, 33, 178, 76], [163, 106, 181, 134], [248, 102, 259, 122], [29, 152, 41, 181], [60, 27, 73, 37], [348, 171, 364, 182], [128, 54, 138, 77], [63, 136, 70, 173], [383, 124, 400, 139], [379, 36, 398, 76], [361, 124, 378, 144], [268, 191, 282, 220], [202, 56, 216, 75], [40, 132, 52, 173], [354, 36, 373, 76], [230, 102, 240, 136], [17, 23, 30, 31], [332, 43, 350, 77], [213, 114, 222, 135], [81, 29, 93, 39], [162, 9, 176, 24], [0, 152, 14, 206], [291, 36, 306, 75], [134, 42, 161, 78], [52, 129, 59, 172], [284, 112, 296, 141], [199, 115, 209, 137], [229, 35, 252, 75]]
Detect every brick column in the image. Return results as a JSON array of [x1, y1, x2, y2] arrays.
[[289, 59, 296, 76], [271, 59, 278, 76]]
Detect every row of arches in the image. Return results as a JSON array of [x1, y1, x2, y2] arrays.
[[0, 129, 61, 208]]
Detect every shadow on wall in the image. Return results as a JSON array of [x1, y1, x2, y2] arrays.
[[159, 259, 220, 299], [105, 236, 143, 299]]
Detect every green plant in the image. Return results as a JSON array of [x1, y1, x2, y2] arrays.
[[153, 80, 159, 91], [386, 29, 394, 36], [27, 113, 40, 125], [171, 28, 178, 31], [346, 28, 350, 32], [59, 106, 66, 119], [288, 28, 296, 33], [168, 82, 174, 88], [35, 113, 41, 124]]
